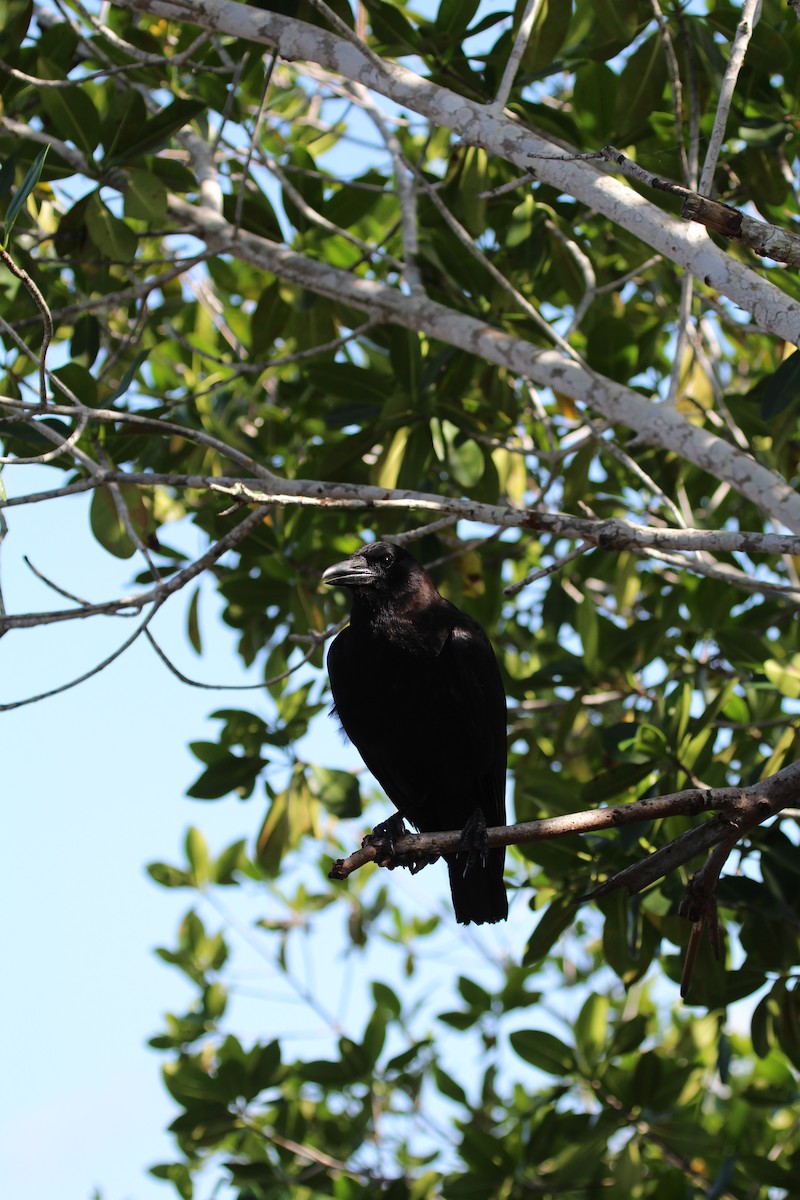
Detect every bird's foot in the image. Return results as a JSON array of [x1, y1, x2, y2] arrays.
[[363, 812, 408, 868], [458, 808, 489, 876], [363, 813, 437, 873]]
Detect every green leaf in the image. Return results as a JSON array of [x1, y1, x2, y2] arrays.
[[438, 1008, 480, 1031], [574, 993, 609, 1066], [107, 98, 207, 162], [615, 33, 667, 141], [433, 1063, 468, 1105], [577, 596, 599, 674], [523, 895, 576, 965], [435, 0, 480, 38], [255, 790, 290, 876], [186, 585, 202, 655], [203, 981, 227, 1020], [361, 0, 419, 52], [147, 862, 194, 889], [573, 62, 618, 142], [124, 168, 168, 221], [187, 754, 266, 800], [51, 361, 97, 407], [509, 1029, 576, 1076], [185, 827, 210, 885], [70, 313, 101, 367], [763, 656, 800, 699], [101, 89, 148, 162], [761, 350, 800, 420], [212, 839, 248, 886], [85, 192, 137, 261], [251, 282, 290, 356], [3, 145, 48, 243], [89, 485, 150, 559], [39, 72, 100, 157], [308, 764, 361, 818], [149, 1163, 193, 1200], [372, 981, 401, 1018], [458, 975, 492, 1009]]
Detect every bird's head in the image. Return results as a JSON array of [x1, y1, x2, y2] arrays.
[[322, 541, 433, 609]]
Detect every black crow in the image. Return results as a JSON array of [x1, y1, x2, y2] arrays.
[[322, 540, 508, 925]]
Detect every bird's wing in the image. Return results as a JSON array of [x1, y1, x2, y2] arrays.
[[327, 613, 507, 832], [438, 616, 507, 829]]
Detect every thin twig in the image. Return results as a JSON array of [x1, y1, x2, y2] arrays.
[[234, 51, 277, 234], [0, 246, 53, 405], [346, 81, 421, 292], [699, 0, 761, 195], [647, 0, 690, 184], [493, 0, 545, 110], [504, 542, 593, 596], [0, 604, 163, 711], [145, 626, 319, 690], [0, 503, 270, 632]]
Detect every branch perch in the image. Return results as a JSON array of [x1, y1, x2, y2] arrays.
[[601, 145, 800, 267], [330, 761, 800, 953]]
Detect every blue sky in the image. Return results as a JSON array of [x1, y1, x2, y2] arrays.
[[1, 465, 270, 1199]]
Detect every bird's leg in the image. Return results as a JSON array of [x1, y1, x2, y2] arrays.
[[363, 811, 408, 868], [458, 807, 489, 876], [363, 812, 438, 873]]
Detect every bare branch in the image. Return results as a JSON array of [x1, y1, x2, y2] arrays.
[[0, 605, 161, 711], [504, 542, 593, 596], [331, 761, 800, 976], [647, 0, 690, 184], [158, 196, 800, 531], [0, 397, 278, 481], [0, 503, 270, 632], [698, 0, 761, 195], [329, 761, 800, 881], [145, 626, 319, 690], [3, 467, 800, 571], [494, 0, 545, 110], [346, 81, 421, 292]]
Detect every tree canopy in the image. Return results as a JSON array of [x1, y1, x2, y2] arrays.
[[1, 0, 800, 1197]]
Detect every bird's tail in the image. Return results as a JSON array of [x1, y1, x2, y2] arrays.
[[447, 847, 507, 925]]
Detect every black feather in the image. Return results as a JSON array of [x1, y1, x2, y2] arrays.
[[322, 541, 508, 925]]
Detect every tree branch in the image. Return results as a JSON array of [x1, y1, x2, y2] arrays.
[[160, 196, 800, 532], [0, 503, 270, 633], [330, 762, 800, 965], [111, 0, 800, 345], [601, 145, 800, 268], [3, 467, 800, 557], [330, 761, 800, 877]]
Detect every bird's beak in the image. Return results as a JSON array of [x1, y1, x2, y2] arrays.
[[322, 555, 375, 588]]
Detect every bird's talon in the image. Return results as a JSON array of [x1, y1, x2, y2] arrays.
[[458, 808, 489, 876], [363, 812, 408, 868]]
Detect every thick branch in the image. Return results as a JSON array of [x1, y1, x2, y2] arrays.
[[3, 467, 800, 554], [162, 198, 800, 533], [112, 0, 800, 345]]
